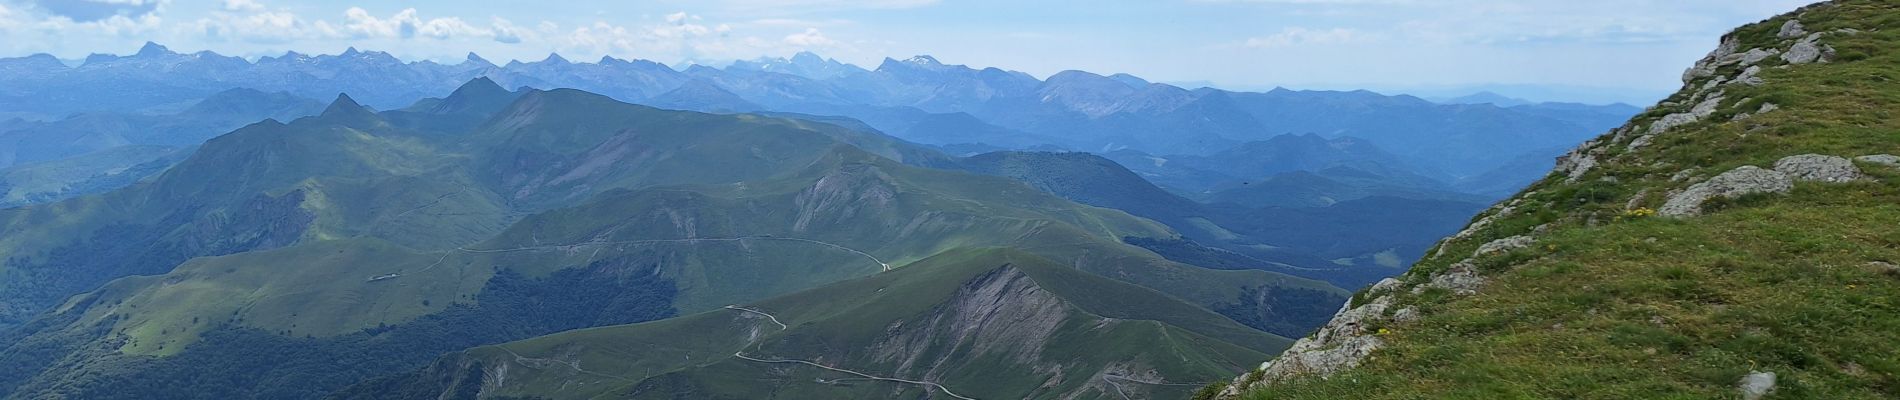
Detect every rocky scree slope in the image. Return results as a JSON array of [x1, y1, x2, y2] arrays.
[[1214, 1, 1900, 399]]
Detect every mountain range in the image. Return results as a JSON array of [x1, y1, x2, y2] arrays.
[[0, 43, 1633, 181], [0, 79, 1346, 399]]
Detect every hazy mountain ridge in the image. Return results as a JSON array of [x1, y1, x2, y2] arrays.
[[0, 43, 1633, 184], [0, 81, 1345, 399]]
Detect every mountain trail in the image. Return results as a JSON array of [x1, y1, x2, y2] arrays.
[[732, 352, 977, 400]]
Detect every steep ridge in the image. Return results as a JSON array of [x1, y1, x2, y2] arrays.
[[1217, 2, 1900, 398], [336, 249, 1285, 400]]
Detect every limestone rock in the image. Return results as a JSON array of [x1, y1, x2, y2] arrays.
[[1369, 277, 1403, 294], [1783, 33, 1833, 64], [1650, 92, 1727, 136], [1555, 141, 1600, 182], [1475, 235, 1536, 257], [1774, 154, 1865, 182], [1740, 49, 1781, 66], [1390, 307, 1420, 324], [1855, 154, 1899, 168], [1659, 166, 1793, 217], [1248, 295, 1396, 385], [1683, 36, 1742, 83], [1418, 260, 1485, 295], [1733, 65, 1766, 86], [1778, 19, 1807, 39], [1740, 371, 1777, 400]]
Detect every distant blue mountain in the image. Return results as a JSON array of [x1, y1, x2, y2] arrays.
[[0, 43, 1637, 188]]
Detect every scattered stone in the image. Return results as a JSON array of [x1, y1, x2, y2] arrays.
[[1659, 166, 1794, 217], [1418, 260, 1486, 295], [1625, 190, 1651, 211], [1774, 154, 1866, 182], [1740, 49, 1781, 66], [1369, 277, 1403, 294], [1778, 19, 1807, 39], [1683, 36, 1742, 83], [1855, 154, 1899, 168], [1390, 307, 1420, 324], [1649, 92, 1726, 135], [1733, 65, 1766, 86], [1868, 261, 1899, 276], [1627, 134, 1656, 152], [1475, 235, 1536, 257], [1756, 102, 1780, 114], [1556, 144, 1599, 182], [1782, 33, 1833, 64], [1739, 371, 1778, 400]]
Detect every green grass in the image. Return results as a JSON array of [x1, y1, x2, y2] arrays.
[[1241, 2, 1900, 398], [427, 248, 1285, 400]]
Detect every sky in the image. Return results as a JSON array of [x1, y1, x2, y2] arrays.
[[0, 0, 1820, 103]]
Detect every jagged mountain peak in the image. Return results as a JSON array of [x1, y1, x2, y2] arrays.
[[135, 41, 172, 57]]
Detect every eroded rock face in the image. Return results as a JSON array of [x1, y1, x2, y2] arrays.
[[1774, 154, 1866, 182], [1659, 166, 1794, 217], [1251, 295, 1392, 383]]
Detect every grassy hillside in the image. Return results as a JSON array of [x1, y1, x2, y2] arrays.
[[340, 249, 1286, 400], [1225, 1, 1900, 399]]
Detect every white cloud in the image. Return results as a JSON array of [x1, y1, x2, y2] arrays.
[[709, 0, 938, 13], [1243, 27, 1365, 48], [222, 0, 263, 12], [191, 6, 532, 44], [782, 27, 835, 47], [341, 7, 486, 40]]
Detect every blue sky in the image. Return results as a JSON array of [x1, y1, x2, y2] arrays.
[[0, 0, 1817, 103]]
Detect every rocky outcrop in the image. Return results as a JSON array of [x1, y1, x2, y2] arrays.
[[1659, 166, 1793, 217], [1778, 19, 1808, 39], [1660, 154, 1868, 217], [1774, 154, 1866, 182], [1855, 154, 1898, 168], [1474, 235, 1535, 256], [1783, 33, 1835, 64]]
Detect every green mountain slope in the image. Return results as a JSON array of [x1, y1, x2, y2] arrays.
[[338, 249, 1286, 400], [0, 80, 1345, 399], [1220, 2, 1900, 399]]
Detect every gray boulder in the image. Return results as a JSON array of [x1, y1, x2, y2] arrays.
[[1733, 65, 1766, 86], [1778, 19, 1807, 39], [1856, 154, 1899, 168], [1783, 33, 1833, 64], [1659, 166, 1794, 217], [1740, 371, 1777, 400], [1475, 235, 1536, 257], [1775, 154, 1866, 182], [1418, 260, 1486, 295], [1740, 49, 1781, 66]]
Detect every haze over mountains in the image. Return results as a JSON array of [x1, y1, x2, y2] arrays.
[[0, 38, 1649, 400]]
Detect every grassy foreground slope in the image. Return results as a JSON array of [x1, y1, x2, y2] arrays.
[[340, 249, 1286, 400], [1225, 1, 1900, 399]]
